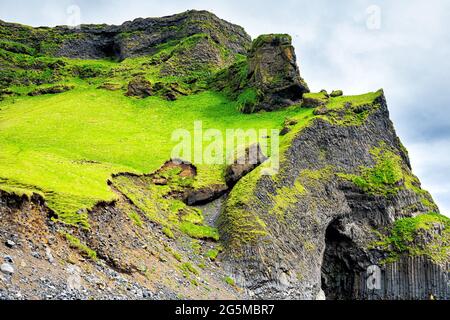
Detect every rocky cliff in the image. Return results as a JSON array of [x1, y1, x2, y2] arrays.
[[212, 33, 309, 113], [0, 10, 448, 300], [0, 10, 251, 60], [219, 91, 448, 299]]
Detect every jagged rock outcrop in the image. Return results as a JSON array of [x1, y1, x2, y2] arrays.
[[244, 34, 309, 112], [323, 237, 449, 300], [219, 92, 448, 300], [225, 144, 268, 187], [0, 10, 251, 61], [158, 34, 229, 77], [212, 34, 309, 113]]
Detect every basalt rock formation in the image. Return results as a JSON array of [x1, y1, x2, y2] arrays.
[[0, 10, 251, 61], [219, 92, 448, 300], [212, 34, 310, 113], [0, 10, 251, 92], [0, 10, 448, 301]]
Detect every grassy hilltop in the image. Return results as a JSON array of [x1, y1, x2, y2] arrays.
[[0, 32, 314, 225]]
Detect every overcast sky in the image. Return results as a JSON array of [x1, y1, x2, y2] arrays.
[[1, 0, 449, 215]]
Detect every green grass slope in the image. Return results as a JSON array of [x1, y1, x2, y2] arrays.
[[0, 33, 387, 228], [0, 72, 309, 224]]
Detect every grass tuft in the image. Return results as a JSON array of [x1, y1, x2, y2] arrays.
[[63, 232, 97, 260]]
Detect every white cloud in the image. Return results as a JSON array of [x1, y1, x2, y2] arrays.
[[409, 140, 450, 215]]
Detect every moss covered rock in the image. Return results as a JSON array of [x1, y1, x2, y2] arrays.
[[1, 10, 251, 62], [372, 212, 450, 264], [243, 34, 310, 113], [330, 90, 343, 97], [28, 84, 74, 96], [219, 90, 443, 299], [125, 76, 152, 98], [152, 81, 190, 101], [212, 33, 309, 113], [97, 82, 122, 91], [302, 91, 329, 108]]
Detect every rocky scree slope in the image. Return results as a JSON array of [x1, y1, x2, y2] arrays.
[[0, 10, 448, 300]]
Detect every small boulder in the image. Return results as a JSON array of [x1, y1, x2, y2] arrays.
[[284, 118, 298, 126], [1, 263, 14, 275], [125, 76, 153, 98], [330, 90, 343, 97], [0, 89, 13, 98], [152, 178, 168, 186], [280, 127, 291, 136], [313, 106, 330, 116], [5, 240, 15, 248], [155, 160, 197, 180]]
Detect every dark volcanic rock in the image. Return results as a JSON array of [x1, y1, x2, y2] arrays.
[[159, 34, 227, 77], [0, 89, 14, 101], [313, 106, 331, 116], [225, 144, 268, 187], [302, 91, 329, 108], [0, 11, 251, 62], [1, 12, 446, 301], [280, 118, 299, 136], [186, 184, 229, 206], [187, 144, 269, 205], [243, 34, 309, 113], [213, 34, 310, 114], [156, 159, 197, 178], [153, 82, 189, 101], [330, 90, 344, 97], [125, 76, 152, 98], [113, 10, 251, 60], [219, 93, 447, 300]]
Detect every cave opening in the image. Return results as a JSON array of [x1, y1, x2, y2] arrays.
[[100, 40, 120, 60], [275, 84, 304, 102], [320, 218, 359, 300]]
